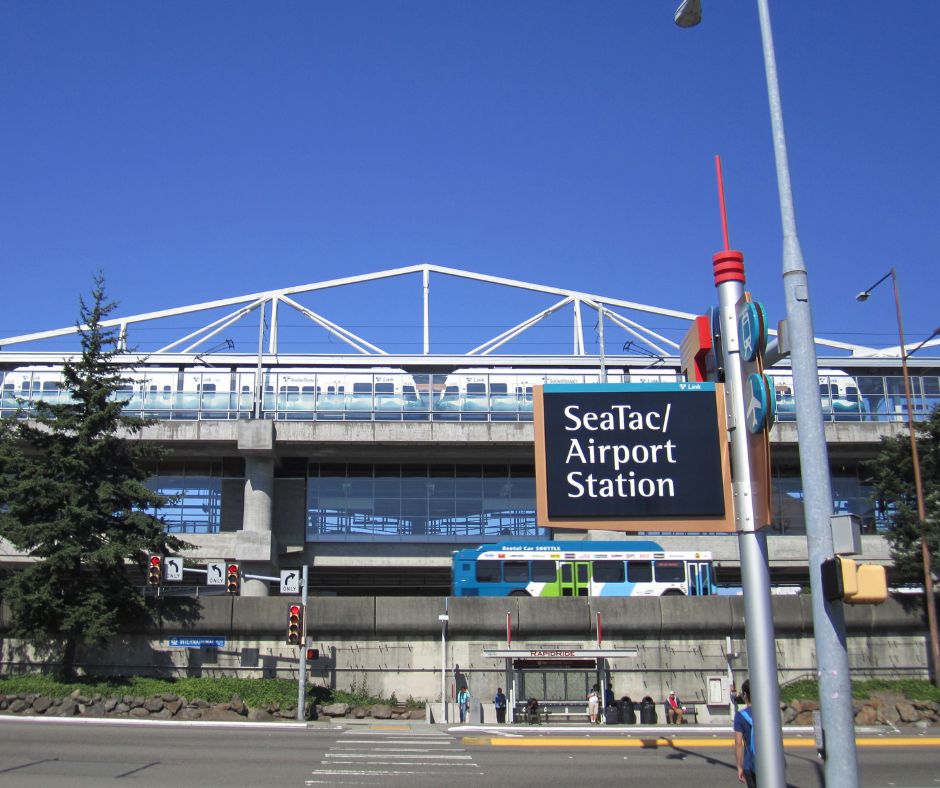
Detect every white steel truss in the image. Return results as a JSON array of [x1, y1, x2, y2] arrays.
[[0, 263, 883, 358]]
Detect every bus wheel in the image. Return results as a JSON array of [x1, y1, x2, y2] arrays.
[[509, 590, 531, 597], [661, 589, 684, 596]]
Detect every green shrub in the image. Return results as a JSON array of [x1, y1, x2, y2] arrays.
[[779, 678, 940, 704]]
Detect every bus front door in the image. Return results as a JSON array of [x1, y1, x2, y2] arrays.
[[688, 562, 713, 596], [560, 562, 590, 596]]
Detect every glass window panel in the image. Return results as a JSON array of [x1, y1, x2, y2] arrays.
[[476, 561, 501, 582], [627, 561, 653, 583], [654, 561, 685, 583], [503, 561, 529, 582], [593, 561, 625, 583], [531, 561, 557, 582]]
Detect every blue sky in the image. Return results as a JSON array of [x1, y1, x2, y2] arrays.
[[1, 1, 937, 358]]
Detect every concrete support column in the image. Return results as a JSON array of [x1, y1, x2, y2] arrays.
[[237, 420, 277, 598]]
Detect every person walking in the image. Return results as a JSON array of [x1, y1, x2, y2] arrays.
[[457, 686, 471, 723], [587, 684, 600, 724], [733, 680, 756, 787], [493, 687, 507, 724]]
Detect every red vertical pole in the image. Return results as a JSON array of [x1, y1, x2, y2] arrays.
[[596, 612, 602, 647], [506, 612, 512, 646]]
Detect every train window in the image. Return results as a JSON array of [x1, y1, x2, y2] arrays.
[[525, 387, 533, 400], [443, 386, 459, 397], [490, 383, 508, 394], [301, 386, 315, 395], [476, 561, 501, 583], [403, 385, 419, 402], [627, 560, 653, 583], [353, 383, 372, 395], [44, 381, 63, 391], [531, 561, 557, 582], [846, 387, 860, 402], [654, 561, 685, 583], [593, 561, 625, 583], [503, 561, 529, 583], [21, 382, 30, 392], [241, 386, 251, 393], [467, 383, 486, 394], [375, 383, 394, 395]]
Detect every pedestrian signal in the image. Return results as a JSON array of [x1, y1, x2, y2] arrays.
[[225, 563, 240, 595], [306, 648, 319, 660], [148, 555, 162, 586], [287, 604, 304, 646], [821, 556, 887, 605]]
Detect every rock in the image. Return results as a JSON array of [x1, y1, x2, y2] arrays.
[[162, 693, 179, 703], [103, 698, 118, 713], [854, 705, 878, 725], [914, 719, 932, 730], [229, 695, 247, 716], [352, 706, 369, 719], [165, 699, 184, 716], [70, 690, 91, 704], [409, 709, 426, 720], [8, 700, 28, 713], [151, 708, 174, 720], [56, 701, 79, 717], [201, 707, 244, 722], [794, 711, 815, 725], [191, 699, 210, 709], [780, 705, 798, 724], [247, 709, 276, 722], [279, 706, 297, 719], [32, 696, 53, 714], [114, 703, 130, 714], [370, 704, 392, 719], [177, 707, 203, 720], [897, 701, 920, 723], [81, 703, 105, 717], [144, 697, 164, 713], [129, 707, 150, 718], [321, 702, 350, 717]]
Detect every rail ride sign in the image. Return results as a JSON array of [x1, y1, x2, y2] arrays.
[[534, 382, 734, 532]]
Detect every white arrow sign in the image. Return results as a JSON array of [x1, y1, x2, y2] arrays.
[[165, 557, 183, 581], [206, 561, 225, 586], [280, 570, 300, 594]]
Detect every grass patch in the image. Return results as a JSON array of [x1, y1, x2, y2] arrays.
[[779, 679, 940, 704]]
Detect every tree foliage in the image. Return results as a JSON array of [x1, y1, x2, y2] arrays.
[[863, 406, 940, 585], [0, 275, 186, 677]]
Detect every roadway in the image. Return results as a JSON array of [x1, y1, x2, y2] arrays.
[[0, 717, 938, 787]]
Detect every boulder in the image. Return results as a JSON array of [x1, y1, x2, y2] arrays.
[[32, 696, 53, 714], [8, 700, 28, 713], [854, 705, 878, 725], [129, 707, 150, 718], [321, 702, 350, 717], [370, 704, 393, 719], [896, 701, 920, 723], [144, 697, 164, 713], [247, 709, 276, 722], [56, 701, 79, 717], [177, 707, 203, 720], [229, 695, 247, 716], [352, 706, 369, 719]]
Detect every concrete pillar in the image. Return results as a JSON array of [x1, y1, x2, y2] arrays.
[[241, 456, 274, 597], [237, 420, 277, 598]]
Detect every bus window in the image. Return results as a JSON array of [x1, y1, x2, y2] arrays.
[[654, 560, 685, 583], [531, 561, 557, 583], [503, 561, 529, 583], [593, 561, 625, 583], [627, 560, 653, 583], [577, 564, 588, 584], [476, 561, 501, 583]]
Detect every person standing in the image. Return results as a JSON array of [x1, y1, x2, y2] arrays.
[[733, 680, 756, 787], [457, 686, 471, 723], [493, 687, 507, 724], [587, 684, 600, 724]]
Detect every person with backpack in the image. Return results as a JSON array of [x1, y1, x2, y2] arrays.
[[457, 686, 471, 723], [493, 687, 507, 723], [733, 679, 756, 787]]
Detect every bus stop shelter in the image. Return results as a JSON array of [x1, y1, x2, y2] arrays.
[[481, 647, 638, 723]]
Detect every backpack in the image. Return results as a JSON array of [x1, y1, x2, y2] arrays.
[[739, 708, 756, 756]]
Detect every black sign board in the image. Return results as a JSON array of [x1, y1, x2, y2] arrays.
[[534, 383, 733, 532]]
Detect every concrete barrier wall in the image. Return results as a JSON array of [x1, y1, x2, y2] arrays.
[[1, 596, 931, 722]]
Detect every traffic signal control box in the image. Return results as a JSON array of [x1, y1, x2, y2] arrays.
[[821, 556, 887, 605]]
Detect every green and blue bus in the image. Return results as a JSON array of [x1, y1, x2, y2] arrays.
[[451, 541, 717, 597]]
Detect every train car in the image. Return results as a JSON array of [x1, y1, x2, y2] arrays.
[[766, 369, 863, 421]]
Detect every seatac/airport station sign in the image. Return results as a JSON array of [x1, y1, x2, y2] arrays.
[[533, 382, 734, 532]]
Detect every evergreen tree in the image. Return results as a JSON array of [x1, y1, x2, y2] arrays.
[[863, 406, 940, 585], [0, 274, 186, 678]]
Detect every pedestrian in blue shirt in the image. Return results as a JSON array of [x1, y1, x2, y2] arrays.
[[493, 687, 507, 723], [733, 680, 756, 787]]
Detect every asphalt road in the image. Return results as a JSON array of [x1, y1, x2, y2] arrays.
[[1, 718, 938, 788]]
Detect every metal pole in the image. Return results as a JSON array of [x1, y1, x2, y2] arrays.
[[254, 302, 265, 419], [597, 307, 608, 383], [296, 564, 309, 722], [891, 270, 940, 685], [440, 599, 448, 723], [755, 1, 858, 784], [714, 253, 787, 788]]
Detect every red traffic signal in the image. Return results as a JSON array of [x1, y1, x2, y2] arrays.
[[225, 563, 240, 595], [147, 555, 162, 586], [306, 648, 319, 660], [287, 604, 304, 646]]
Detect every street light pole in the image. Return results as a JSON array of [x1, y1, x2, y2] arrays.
[[856, 268, 940, 686], [675, 2, 859, 785]]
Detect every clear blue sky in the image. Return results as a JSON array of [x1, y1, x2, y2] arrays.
[[1, 1, 937, 357]]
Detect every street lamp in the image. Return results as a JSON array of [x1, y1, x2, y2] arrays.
[[856, 267, 940, 686], [676, 3, 858, 787]]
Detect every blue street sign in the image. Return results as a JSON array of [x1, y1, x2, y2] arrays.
[[737, 301, 767, 363], [745, 372, 775, 433], [169, 637, 226, 648]]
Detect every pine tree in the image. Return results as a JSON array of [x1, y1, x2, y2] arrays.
[[863, 407, 940, 585], [0, 274, 186, 678]]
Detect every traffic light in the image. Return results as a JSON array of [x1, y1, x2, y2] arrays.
[[148, 555, 162, 586], [287, 604, 305, 645], [306, 648, 319, 660], [225, 563, 240, 595], [821, 557, 887, 605]]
